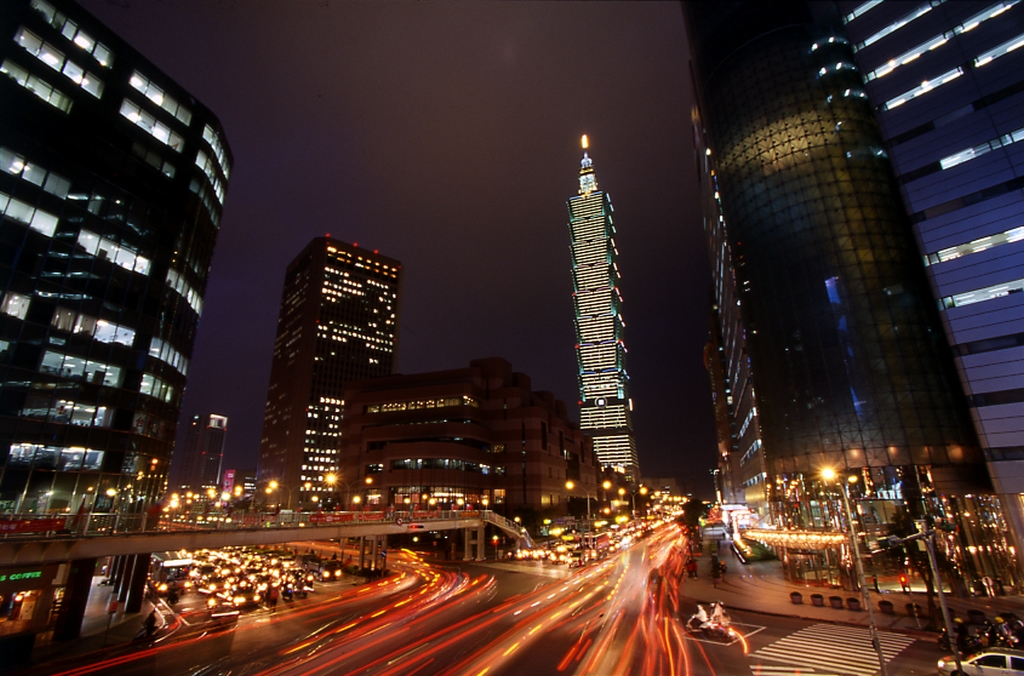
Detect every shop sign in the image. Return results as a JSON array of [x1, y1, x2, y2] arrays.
[[0, 518, 66, 533]]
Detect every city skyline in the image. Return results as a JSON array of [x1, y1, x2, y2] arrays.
[[75, 1, 715, 493]]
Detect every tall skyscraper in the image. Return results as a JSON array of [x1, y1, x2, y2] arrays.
[[838, 0, 1024, 565], [258, 237, 401, 509], [567, 136, 639, 480], [685, 2, 1018, 584], [0, 0, 230, 515], [172, 413, 227, 494]]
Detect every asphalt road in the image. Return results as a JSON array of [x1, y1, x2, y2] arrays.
[[26, 530, 950, 676]]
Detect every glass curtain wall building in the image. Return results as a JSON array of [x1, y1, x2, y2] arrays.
[[258, 237, 402, 509], [171, 413, 227, 495], [839, 0, 1024, 570], [566, 136, 639, 480], [685, 2, 1018, 587], [0, 0, 230, 515]]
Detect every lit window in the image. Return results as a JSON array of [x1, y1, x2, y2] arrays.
[[975, 31, 1024, 67], [844, 0, 883, 23], [925, 226, 1024, 266], [1, 59, 72, 113], [939, 125, 1024, 170], [883, 67, 962, 110], [855, 1, 945, 51], [202, 124, 231, 180], [0, 147, 71, 198], [943, 278, 1024, 309], [14, 27, 103, 98], [76, 229, 151, 274], [1, 292, 31, 319], [30, 0, 113, 67], [0, 190, 59, 236], [119, 99, 184, 151], [128, 70, 191, 125]]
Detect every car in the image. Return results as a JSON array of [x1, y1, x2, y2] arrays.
[[938, 648, 1024, 674]]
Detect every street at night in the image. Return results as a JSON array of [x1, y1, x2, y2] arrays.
[[4, 0, 1024, 673], [23, 526, 950, 676]]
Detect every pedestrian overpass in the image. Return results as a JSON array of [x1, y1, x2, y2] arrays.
[[0, 509, 533, 566], [0, 509, 532, 647]]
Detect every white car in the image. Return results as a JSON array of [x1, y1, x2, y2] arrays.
[[938, 648, 1024, 674]]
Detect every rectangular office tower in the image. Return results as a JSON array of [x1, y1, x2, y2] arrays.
[[172, 413, 227, 495], [567, 137, 639, 481], [839, 0, 1024, 551], [685, 1, 1019, 587], [0, 0, 230, 515], [258, 238, 401, 509]]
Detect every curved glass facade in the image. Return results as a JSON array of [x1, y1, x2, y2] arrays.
[[0, 0, 229, 515], [690, 9, 981, 482]]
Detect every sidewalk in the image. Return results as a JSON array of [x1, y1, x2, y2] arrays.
[[681, 538, 1024, 636], [26, 576, 168, 670]]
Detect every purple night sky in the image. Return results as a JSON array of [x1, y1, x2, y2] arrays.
[[76, 0, 715, 496]]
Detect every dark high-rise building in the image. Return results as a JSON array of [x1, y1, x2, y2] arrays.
[[172, 413, 227, 494], [838, 0, 1024, 569], [686, 2, 1018, 584], [567, 136, 639, 480], [258, 237, 401, 509], [0, 0, 230, 516]]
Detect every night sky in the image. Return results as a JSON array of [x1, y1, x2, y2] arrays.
[[76, 0, 716, 497]]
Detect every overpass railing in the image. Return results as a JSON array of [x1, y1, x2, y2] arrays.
[[0, 509, 534, 547]]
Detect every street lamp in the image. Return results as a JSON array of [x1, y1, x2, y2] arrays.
[[566, 481, 606, 532], [623, 485, 648, 519], [329, 475, 373, 509], [822, 468, 887, 676], [266, 480, 294, 510]]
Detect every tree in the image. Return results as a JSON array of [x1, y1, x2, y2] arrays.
[[887, 506, 956, 629], [678, 499, 709, 532]]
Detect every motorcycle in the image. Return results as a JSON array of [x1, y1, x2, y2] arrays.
[[686, 602, 736, 642]]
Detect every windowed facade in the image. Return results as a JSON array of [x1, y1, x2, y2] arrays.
[[566, 141, 639, 480], [686, 1, 1017, 588], [258, 238, 402, 508], [0, 0, 230, 515], [339, 358, 596, 514]]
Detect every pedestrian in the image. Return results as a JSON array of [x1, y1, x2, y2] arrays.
[[143, 609, 158, 637], [269, 585, 279, 612]]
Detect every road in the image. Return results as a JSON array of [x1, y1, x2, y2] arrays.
[[31, 528, 949, 675]]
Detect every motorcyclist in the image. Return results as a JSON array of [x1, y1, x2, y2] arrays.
[[694, 604, 710, 628], [710, 602, 729, 627]]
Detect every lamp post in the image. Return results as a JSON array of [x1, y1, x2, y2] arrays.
[[822, 468, 887, 676], [622, 483, 647, 520], [265, 480, 293, 510], [566, 480, 611, 532], [328, 475, 373, 509]]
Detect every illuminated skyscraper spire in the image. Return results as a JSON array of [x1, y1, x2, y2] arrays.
[[566, 136, 639, 479]]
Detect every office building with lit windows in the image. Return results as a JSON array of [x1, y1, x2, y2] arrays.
[[258, 237, 401, 510], [685, 1, 1019, 587], [171, 413, 227, 494], [0, 0, 230, 516], [338, 357, 599, 515], [567, 137, 639, 480], [839, 0, 1024, 565]]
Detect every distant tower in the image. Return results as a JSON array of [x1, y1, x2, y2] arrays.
[[258, 237, 402, 508], [567, 136, 639, 480], [174, 414, 227, 494]]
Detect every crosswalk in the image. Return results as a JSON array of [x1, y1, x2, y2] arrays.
[[749, 623, 917, 676]]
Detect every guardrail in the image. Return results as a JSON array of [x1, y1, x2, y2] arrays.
[[0, 509, 535, 547]]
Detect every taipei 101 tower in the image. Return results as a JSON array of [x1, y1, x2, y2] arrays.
[[567, 136, 639, 480]]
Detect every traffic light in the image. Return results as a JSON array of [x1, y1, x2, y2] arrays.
[[899, 573, 909, 592]]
